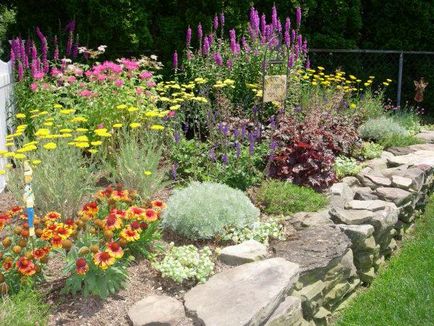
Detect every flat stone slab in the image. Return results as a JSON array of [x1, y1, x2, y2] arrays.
[[264, 296, 304, 326], [329, 208, 375, 225], [345, 200, 385, 211], [387, 149, 434, 167], [416, 131, 434, 143], [128, 295, 186, 326], [376, 187, 413, 206], [337, 224, 375, 244], [391, 175, 413, 189], [272, 226, 351, 276], [219, 240, 267, 266], [184, 258, 299, 326]]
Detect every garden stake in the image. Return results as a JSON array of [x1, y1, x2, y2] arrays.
[[23, 160, 35, 238]]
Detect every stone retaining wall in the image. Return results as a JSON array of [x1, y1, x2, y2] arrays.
[[128, 136, 434, 326]]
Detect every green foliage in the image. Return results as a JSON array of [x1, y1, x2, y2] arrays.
[[223, 219, 285, 244], [0, 290, 49, 326], [171, 138, 268, 191], [359, 116, 409, 142], [335, 195, 434, 325], [162, 182, 260, 240], [255, 180, 328, 216], [359, 142, 384, 160], [7, 142, 95, 218], [0, 5, 15, 58], [378, 134, 421, 149], [153, 244, 214, 284], [105, 132, 168, 200], [334, 156, 363, 178], [390, 108, 422, 136]]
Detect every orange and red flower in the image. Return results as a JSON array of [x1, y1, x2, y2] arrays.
[[93, 251, 115, 270], [151, 200, 167, 211], [76, 258, 89, 275], [111, 189, 130, 202], [110, 208, 126, 220], [80, 201, 99, 218], [144, 209, 158, 222], [126, 206, 146, 220], [106, 242, 124, 258], [2, 259, 12, 271], [16, 257, 36, 276], [33, 247, 50, 260], [44, 211, 61, 223], [51, 235, 63, 248], [120, 227, 140, 242], [104, 214, 123, 230], [8, 206, 23, 217]]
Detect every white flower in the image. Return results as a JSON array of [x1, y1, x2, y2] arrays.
[[97, 45, 107, 52], [150, 55, 158, 60]]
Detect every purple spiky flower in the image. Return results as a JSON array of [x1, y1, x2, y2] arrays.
[[296, 7, 302, 27]]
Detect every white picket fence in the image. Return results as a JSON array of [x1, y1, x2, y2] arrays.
[[0, 60, 13, 193]]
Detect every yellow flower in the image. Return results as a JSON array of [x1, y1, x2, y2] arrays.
[[317, 66, 325, 71], [71, 116, 88, 123], [35, 129, 50, 137], [31, 160, 42, 166], [4, 152, 15, 158], [5, 164, 12, 169], [143, 170, 152, 176], [6, 142, 13, 147], [91, 141, 102, 146], [349, 75, 357, 80], [169, 104, 181, 111], [350, 103, 357, 109], [0, 170, 5, 175], [74, 135, 89, 142], [60, 109, 75, 114], [113, 123, 123, 128], [16, 113, 26, 119], [75, 142, 90, 148], [116, 104, 127, 110], [128, 106, 139, 112], [383, 82, 390, 86], [43, 142, 57, 150], [60, 128, 73, 133], [15, 153, 26, 159], [223, 79, 235, 86], [94, 128, 108, 136], [130, 122, 141, 129], [53, 104, 63, 109], [76, 128, 89, 132], [0, 150, 8, 156], [369, 76, 375, 79], [43, 122, 54, 127], [88, 149, 98, 154], [150, 124, 164, 131], [386, 79, 392, 82], [194, 77, 207, 84]]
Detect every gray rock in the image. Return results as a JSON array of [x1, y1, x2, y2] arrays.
[[330, 182, 354, 202], [416, 131, 434, 143], [290, 211, 333, 229], [364, 174, 392, 187], [272, 226, 351, 283], [341, 176, 361, 187], [353, 187, 379, 200], [128, 295, 186, 326], [313, 307, 331, 325], [387, 149, 434, 167], [329, 208, 375, 225], [219, 240, 267, 266], [376, 187, 413, 206], [340, 249, 357, 278], [294, 280, 325, 319], [345, 200, 385, 211], [265, 296, 304, 326], [337, 224, 375, 245], [386, 146, 416, 156], [184, 258, 299, 326], [391, 175, 413, 189], [360, 267, 376, 284]]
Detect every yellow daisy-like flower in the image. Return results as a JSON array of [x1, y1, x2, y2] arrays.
[[74, 135, 89, 142], [16, 113, 26, 119], [150, 124, 164, 131], [116, 104, 127, 110], [350, 103, 357, 109], [128, 106, 139, 112], [144, 170, 152, 176], [91, 141, 102, 146], [112, 123, 123, 129], [43, 142, 57, 150], [130, 122, 141, 129], [35, 129, 50, 137], [32, 160, 42, 166], [5, 163, 12, 169], [60, 109, 75, 114], [71, 116, 88, 123], [75, 142, 90, 148], [0, 170, 5, 175], [53, 104, 63, 109], [88, 149, 98, 154], [5, 142, 14, 147], [43, 122, 53, 127], [15, 153, 26, 159]]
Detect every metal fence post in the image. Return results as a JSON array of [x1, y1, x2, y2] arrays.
[[397, 52, 404, 108]]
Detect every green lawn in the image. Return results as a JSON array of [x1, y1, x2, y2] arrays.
[[335, 195, 434, 326]]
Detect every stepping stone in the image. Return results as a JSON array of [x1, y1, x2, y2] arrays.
[[128, 295, 186, 326], [329, 208, 375, 225], [219, 240, 267, 266], [376, 187, 413, 207], [184, 258, 299, 326], [345, 200, 385, 211]]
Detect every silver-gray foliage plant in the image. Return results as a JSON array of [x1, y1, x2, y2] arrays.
[[162, 182, 260, 240]]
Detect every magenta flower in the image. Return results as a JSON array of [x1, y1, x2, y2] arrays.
[[213, 52, 223, 66], [271, 5, 279, 30], [202, 37, 210, 55], [122, 59, 139, 71], [17, 61, 24, 81], [220, 12, 225, 27], [30, 82, 38, 92], [197, 23, 203, 44], [249, 7, 260, 34], [296, 7, 302, 27], [186, 26, 192, 47], [33, 72, 45, 80], [139, 71, 153, 79], [226, 59, 233, 69], [285, 18, 291, 33], [79, 89, 93, 97], [67, 76, 77, 83], [173, 50, 178, 70], [146, 81, 156, 88], [114, 79, 124, 87], [284, 31, 291, 47], [288, 53, 294, 68], [213, 15, 219, 30]]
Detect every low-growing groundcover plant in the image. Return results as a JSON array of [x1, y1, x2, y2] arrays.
[[356, 141, 383, 160], [162, 182, 260, 240], [334, 156, 363, 179], [255, 180, 328, 216], [223, 218, 285, 245], [153, 244, 214, 284]]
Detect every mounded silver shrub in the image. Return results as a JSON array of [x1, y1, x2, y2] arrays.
[[162, 182, 260, 240], [359, 116, 408, 141]]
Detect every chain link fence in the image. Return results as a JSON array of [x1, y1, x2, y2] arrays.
[[309, 49, 434, 114]]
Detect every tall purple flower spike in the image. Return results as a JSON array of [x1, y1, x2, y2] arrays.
[[186, 26, 192, 47], [213, 15, 219, 30], [296, 7, 302, 27], [173, 50, 178, 70]]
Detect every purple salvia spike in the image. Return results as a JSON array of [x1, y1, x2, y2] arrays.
[[305, 58, 311, 69], [235, 142, 241, 159], [297, 34, 303, 49], [233, 128, 239, 138], [186, 26, 192, 47], [291, 29, 296, 43], [17, 61, 23, 81], [261, 14, 267, 37], [241, 125, 247, 139], [250, 7, 260, 35], [202, 37, 210, 55], [213, 52, 223, 66], [222, 153, 228, 165], [213, 15, 219, 30], [173, 50, 178, 70], [271, 5, 278, 30], [197, 23, 203, 44], [242, 36, 250, 52], [302, 40, 308, 53], [295, 45, 299, 58], [226, 59, 233, 69], [248, 133, 255, 156], [9, 48, 15, 65], [288, 53, 294, 68], [20, 39, 26, 65], [284, 31, 291, 47], [208, 34, 213, 47], [219, 12, 225, 28], [285, 18, 291, 33], [296, 7, 302, 27]]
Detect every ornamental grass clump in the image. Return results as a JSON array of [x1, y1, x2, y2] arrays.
[[162, 182, 260, 240]]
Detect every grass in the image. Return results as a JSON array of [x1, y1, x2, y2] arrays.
[[378, 134, 422, 148], [255, 180, 328, 215], [0, 290, 49, 326], [334, 195, 434, 326]]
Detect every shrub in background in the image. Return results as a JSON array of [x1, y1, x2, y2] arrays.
[[390, 108, 422, 136], [106, 132, 167, 200], [378, 135, 421, 148], [334, 156, 363, 178], [359, 116, 409, 142], [7, 142, 95, 218], [358, 142, 384, 160], [256, 180, 328, 215], [162, 182, 260, 240], [153, 244, 214, 284]]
